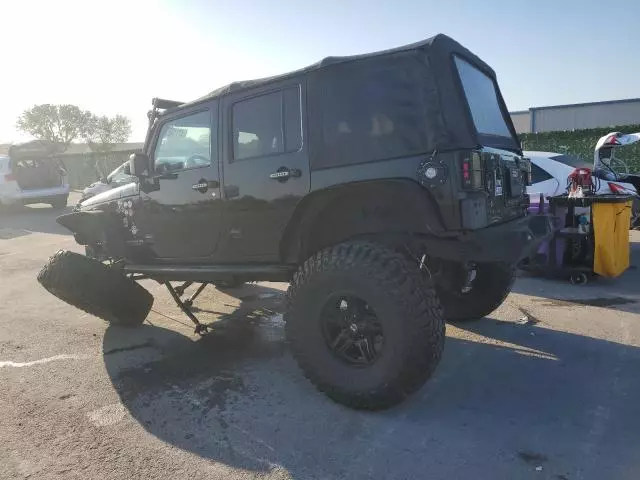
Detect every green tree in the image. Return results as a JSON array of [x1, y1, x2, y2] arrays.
[[16, 104, 92, 154], [84, 114, 132, 179]]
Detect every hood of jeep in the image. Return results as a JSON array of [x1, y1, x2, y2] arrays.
[[79, 181, 138, 209]]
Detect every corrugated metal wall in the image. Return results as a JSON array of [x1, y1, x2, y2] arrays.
[[510, 98, 640, 134], [532, 99, 640, 132]]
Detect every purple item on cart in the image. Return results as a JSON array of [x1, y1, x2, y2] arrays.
[[528, 199, 566, 266]]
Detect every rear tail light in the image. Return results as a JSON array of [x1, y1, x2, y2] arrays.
[[461, 151, 483, 190], [608, 182, 628, 194], [4, 173, 15, 182], [606, 134, 621, 145]]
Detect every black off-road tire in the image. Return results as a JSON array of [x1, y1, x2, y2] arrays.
[[50, 195, 68, 210], [285, 241, 445, 410], [438, 262, 515, 322], [37, 250, 153, 326]]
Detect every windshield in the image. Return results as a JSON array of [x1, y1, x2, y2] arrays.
[[454, 56, 512, 138]]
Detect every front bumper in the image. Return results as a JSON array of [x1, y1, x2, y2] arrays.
[[423, 214, 554, 265]]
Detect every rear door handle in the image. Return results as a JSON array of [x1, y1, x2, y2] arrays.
[[192, 179, 220, 193], [270, 167, 302, 182]]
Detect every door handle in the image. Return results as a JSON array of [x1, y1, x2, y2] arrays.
[[192, 179, 220, 193], [270, 167, 302, 182]]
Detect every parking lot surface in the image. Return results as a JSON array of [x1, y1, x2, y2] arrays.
[[1, 196, 640, 479]]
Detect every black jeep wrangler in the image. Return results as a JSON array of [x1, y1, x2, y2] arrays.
[[38, 34, 549, 410]]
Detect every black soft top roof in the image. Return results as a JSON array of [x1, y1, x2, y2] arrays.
[[168, 34, 519, 154], [187, 34, 495, 105]]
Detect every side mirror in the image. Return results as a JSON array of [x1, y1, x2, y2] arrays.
[[122, 163, 131, 175], [129, 152, 149, 177]]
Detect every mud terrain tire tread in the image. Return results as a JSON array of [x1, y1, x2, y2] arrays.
[[285, 241, 445, 410], [37, 250, 153, 326], [438, 262, 515, 322]]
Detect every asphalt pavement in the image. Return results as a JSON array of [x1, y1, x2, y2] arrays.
[[1, 194, 640, 480]]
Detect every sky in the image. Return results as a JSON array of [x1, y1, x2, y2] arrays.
[[2, 0, 639, 144]]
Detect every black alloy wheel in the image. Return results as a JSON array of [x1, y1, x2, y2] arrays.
[[320, 294, 384, 366]]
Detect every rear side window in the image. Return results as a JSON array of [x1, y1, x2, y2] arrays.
[[316, 53, 431, 169], [232, 86, 302, 161], [454, 56, 512, 138]]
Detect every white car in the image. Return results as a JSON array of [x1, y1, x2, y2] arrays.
[[525, 151, 637, 199], [0, 154, 70, 209], [79, 163, 136, 203]]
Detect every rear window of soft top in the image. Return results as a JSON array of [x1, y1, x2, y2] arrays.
[[454, 56, 512, 138]]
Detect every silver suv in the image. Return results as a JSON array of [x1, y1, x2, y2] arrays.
[[0, 154, 70, 209]]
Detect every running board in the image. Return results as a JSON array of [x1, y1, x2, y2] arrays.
[[123, 263, 296, 282]]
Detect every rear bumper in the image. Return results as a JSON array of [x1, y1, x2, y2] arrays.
[[0, 185, 69, 205], [464, 214, 554, 263], [424, 214, 554, 265]]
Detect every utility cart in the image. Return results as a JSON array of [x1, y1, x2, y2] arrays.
[[521, 193, 633, 284]]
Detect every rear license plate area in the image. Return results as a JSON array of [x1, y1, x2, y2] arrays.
[[482, 151, 528, 225]]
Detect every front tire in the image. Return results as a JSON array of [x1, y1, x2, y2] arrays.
[[50, 195, 68, 210], [285, 241, 445, 410], [437, 262, 515, 322], [37, 250, 153, 326]]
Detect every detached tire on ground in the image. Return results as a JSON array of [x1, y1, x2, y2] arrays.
[[437, 262, 515, 322], [37, 250, 153, 326], [285, 241, 445, 410]]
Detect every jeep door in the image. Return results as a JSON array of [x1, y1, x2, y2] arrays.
[[220, 82, 310, 261], [137, 102, 222, 260]]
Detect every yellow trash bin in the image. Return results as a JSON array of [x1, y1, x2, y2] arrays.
[[592, 200, 632, 277]]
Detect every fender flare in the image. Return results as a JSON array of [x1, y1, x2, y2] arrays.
[[280, 179, 447, 263]]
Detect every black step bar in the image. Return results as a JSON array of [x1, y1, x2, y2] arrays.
[[123, 263, 296, 282]]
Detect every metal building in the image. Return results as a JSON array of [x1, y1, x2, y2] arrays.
[[509, 98, 640, 134]]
